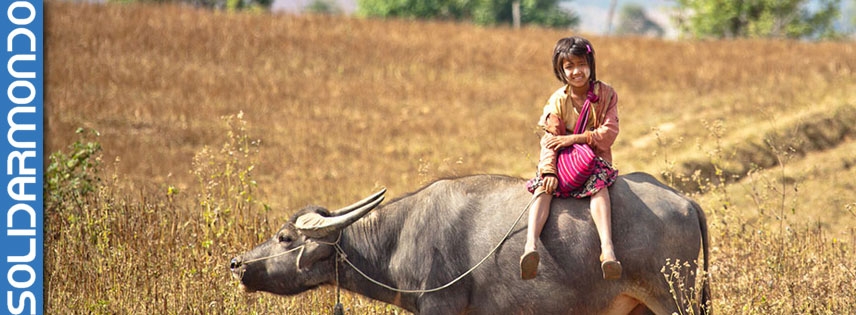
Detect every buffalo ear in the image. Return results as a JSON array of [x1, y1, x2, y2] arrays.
[[295, 241, 326, 270], [295, 188, 386, 238]]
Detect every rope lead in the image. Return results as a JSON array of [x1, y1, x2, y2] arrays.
[[334, 252, 343, 315], [334, 191, 542, 294]]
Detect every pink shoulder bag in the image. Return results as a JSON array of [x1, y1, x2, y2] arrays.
[[554, 95, 597, 191]]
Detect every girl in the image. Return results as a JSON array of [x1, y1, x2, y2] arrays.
[[521, 36, 621, 281]]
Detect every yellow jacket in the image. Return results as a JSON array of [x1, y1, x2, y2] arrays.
[[537, 81, 619, 176]]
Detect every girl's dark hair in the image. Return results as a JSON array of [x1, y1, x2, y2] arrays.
[[552, 36, 596, 84]]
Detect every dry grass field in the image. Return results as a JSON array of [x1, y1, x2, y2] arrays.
[[45, 1, 856, 314]]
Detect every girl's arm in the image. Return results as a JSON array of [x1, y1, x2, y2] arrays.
[[538, 134, 558, 176], [537, 134, 560, 194], [585, 88, 619, 152], [543, 133, 587, 150]]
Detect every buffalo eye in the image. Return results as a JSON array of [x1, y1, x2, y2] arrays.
[[278, 233, 293, 243]]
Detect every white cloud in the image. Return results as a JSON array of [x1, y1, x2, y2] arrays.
[[565, 1, 678, 38], [273, 0, 357, 13], [564, 2, 611, 35]]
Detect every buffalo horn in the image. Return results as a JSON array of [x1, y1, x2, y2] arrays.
[[295, 188, 386, 238], [331, 188, 387, 216]]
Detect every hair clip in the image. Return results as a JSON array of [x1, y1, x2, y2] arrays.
[[586, 45, 592, 54]]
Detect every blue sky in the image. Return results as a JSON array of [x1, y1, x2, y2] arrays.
[[273, 0, 853, 38], [272, 0, 676, 36]]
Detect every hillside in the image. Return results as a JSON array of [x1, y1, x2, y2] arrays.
[[47, 1, 855, 226]]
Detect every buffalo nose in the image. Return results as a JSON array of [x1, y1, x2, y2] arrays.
[[230, 256, 243, 270]]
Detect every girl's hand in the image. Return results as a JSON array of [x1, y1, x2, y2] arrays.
[[543, 174, 558, 195], [544, 134, 574, 151]]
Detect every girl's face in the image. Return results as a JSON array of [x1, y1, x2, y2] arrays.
[[562, 55, 590, 89]]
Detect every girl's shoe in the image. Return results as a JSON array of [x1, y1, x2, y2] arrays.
[[520, 251, 540, 280], [600, 255, 622, 280]]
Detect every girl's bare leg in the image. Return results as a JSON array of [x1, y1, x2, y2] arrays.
[[525, 191, 552, 253], [591, 187, 615, 259], [591, 186, 621, 279], [521, 191, 551, 279]]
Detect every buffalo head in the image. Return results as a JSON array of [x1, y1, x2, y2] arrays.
[[229, 188, 385, 295]]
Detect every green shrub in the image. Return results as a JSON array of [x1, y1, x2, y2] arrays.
[[45, 127, 102, 211]]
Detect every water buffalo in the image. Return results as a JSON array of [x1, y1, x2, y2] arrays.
[[230, 173, 710, 314]]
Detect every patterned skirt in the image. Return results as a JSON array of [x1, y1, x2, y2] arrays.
[[526, 157, 618, 199]]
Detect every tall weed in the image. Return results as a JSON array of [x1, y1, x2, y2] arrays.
[[191, 111, 268, 254], [45, 115, 282, 313], [656, 117, 856, 314]]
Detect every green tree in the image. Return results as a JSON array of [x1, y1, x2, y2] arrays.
[[357, 0, 579, 28], [674, 0, 841, 39], [615, 3, 664, 37]]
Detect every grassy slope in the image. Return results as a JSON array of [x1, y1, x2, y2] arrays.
[[45, 1, 856, 313], [48, 1, 855, 228]]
